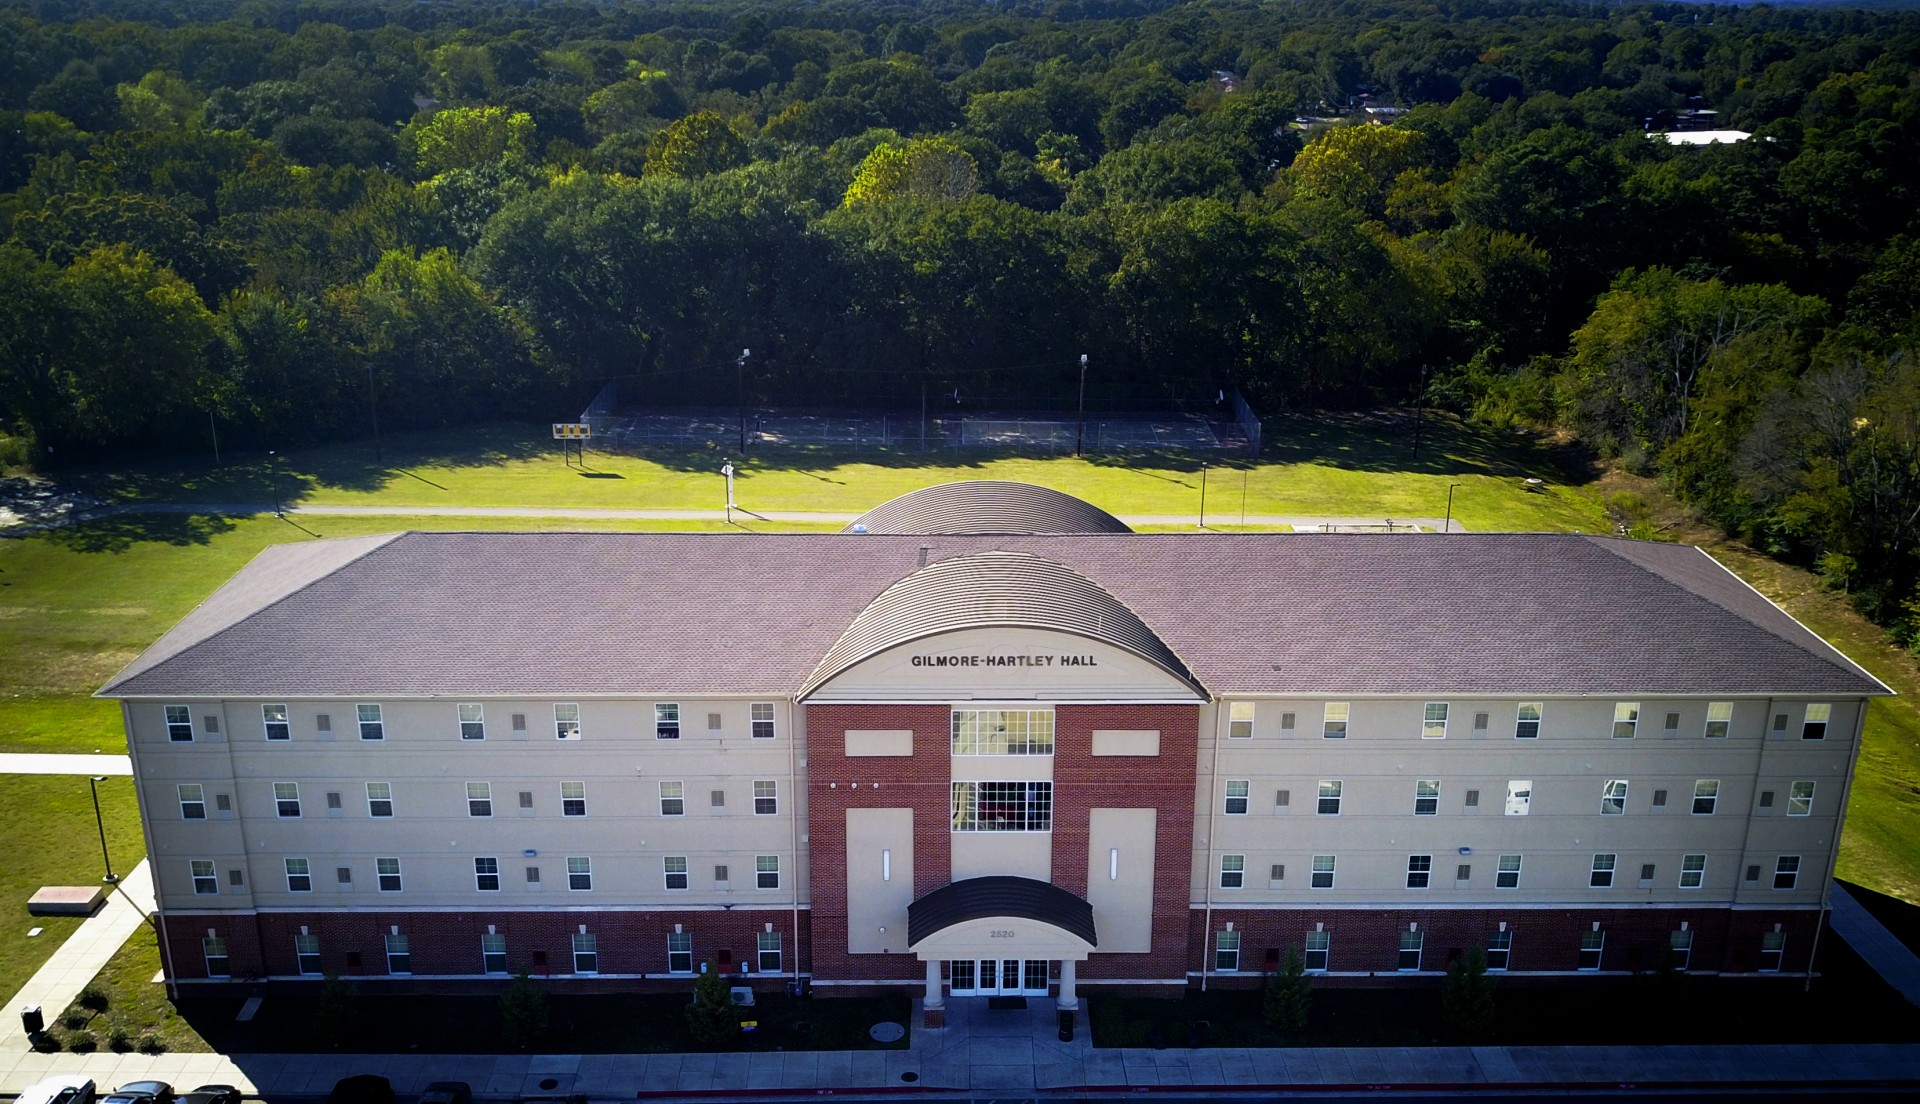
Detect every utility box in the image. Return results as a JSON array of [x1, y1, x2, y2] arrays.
[[20, 1004, 43, 1034]]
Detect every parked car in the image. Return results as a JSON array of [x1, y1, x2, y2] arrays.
[[417, 1083, 471, 1104], [102, 1082, 172, 1104], [16, 1077, 95, 1104], [181, 1086, 241, 1104], [327, 1076, 394, 1104]]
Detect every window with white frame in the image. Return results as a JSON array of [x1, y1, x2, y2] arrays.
[[1803, 703, 1831, 740], [474, 856, 500, 891], [1398, 930, 1424, 970], [1612, 702, 1639, 739], [1505, 780, 1531, 816], [274, 781, 301, 818], [191, 859, 218, 894], [1310, 854, 1336, 888], [664, 855, 689, 890], [754, 780, 778, 815], [1578, 930, 1605, 970], [1214, 929, 1240, 972], [951, 709, 1054, 754], [1219, 854, 1245, 888], [366, 781, 393, 818], [1679, 853, 1706, 889], [459, 703, 485, 740], [357, 703, 384, 740], [1228, 701, 1255, 739], [561, 781, 586, 816], [376, 857, 402, 892], [1422, 702, 1449, 739], [296, 932, 322, 975], [751, 702, 776, 739], [1692, 779, 1719, 815], [285, 857, 312, 892], [756, 854, 780, 889], [758, 930, 783, 972], [1760, 931, 1785, 972], [263, 703, 290, 741], [165, 704, 194, 742], [567, 856, 592, 890], [1304, 930, 1330, 971], [179, 783, 206, 820], [1705, 702, 1733, 739], [951, 781, 1052, 831], [1590, 853, 1616, 888], [1774, 855, 1800, 890], [1789, 780, 1815, 816], [555, 703, 581, 740], [655, 703, 680, 739], [1317, 779, 1342, 815], [1414, 779, 1439, 815], [1323, 702, 1349, 739], [668, 931, 693, 973], [1224, 780, 1249, 815], [202, 935, 230, 977], [659, 780, 685, 816], [1496, 854, 1522, 888], [385, 932, 410, 974], [572, 932, 598, 974], [1669, 928, 1693, 971], [1601, 779, 1628, 815], [1514, 702, 1542, 739], [467, 782, 493, 817], [1487, 930, 1512, 970], [482, 932, 507, 974], [1406, 854, 1432, 888]]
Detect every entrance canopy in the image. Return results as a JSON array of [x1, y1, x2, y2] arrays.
[[907, 876, 1097, 961]]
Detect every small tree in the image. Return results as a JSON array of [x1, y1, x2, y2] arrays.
[[1442, 948, 1497, 1038], [686, 965, 739, 1046], [498, 970, 549, 1049], [1263, 947, 1312, 1034], [312, 973, 358, 1048]]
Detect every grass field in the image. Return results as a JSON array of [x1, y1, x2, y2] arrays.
[[0, 774, 144, 999]]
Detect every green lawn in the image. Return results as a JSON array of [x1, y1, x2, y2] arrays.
[[0, 774, 145, 1000]]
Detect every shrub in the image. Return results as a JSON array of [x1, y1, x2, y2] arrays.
[[77, 986, 109, 1012], [108, 1026, 133, 1052], [1263, 947, 1312, 1034], [312, 973, 358, 1047], [686, 966, 739, 1046], [58, 1008, 90, 1031], [498, 970, 550, 1049], [31, 1033, 61, 1053], [137, 1032, 165, 1055], [1442, 948, 1497, 1038], [67, 1029, 97, 1053], [1124, 1019, 1153, 1048]]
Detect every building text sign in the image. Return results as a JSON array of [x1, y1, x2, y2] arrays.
[[911, 653, 1099, 668]]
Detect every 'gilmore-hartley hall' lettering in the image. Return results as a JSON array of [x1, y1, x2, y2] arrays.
[[910, 654, 1100, 668]]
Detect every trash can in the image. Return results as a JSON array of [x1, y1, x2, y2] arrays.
[[1057, 1009, 1074, 1042], [20, 1004, 43, 1035]]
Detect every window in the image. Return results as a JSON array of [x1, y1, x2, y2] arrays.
[[366, 782, 393, 818], [1514, 702, 1542, 739], [1760, 931, 1786, 972], [191, 859, 217, 895], [553, 703, 581, 740], [567, 856, 592, 891], [285, 857, 312, 892], [263, 703, 290, 741], [573, 932, 598, 974], [467, 782, 493, 817], [1680, 853, 1706, 889], [525, 866, 539, 884], [1473, 712, 1489, 734], [1692, 779, 1719, 815], [1224, 780, 1249, 815], [1322, 702, 1348, 739], [1705, 702, 1732, 739], [296, 933, 322, 975], [518, 790, 534, 810], [655, 702, 680, 740], [1590, 854, 1616, 888], [659, 781, 685, 816], [357, 703, 384, 741], [459, 703, 485, 740], [1663, 711, 1681, 737], [326, 791, 342, 810], [1612, 702, 1639, 739], [715, 864, 729, 883], [1789, 781, 1816, 817], [179, 784, 206, 820], [1311, 854, 1336, 888], [1304, 930, 1330, 971], [202, 935, 229, 977], [668, 932, 693, 974], [482, 933, 507, 974], [227, 867, 245, 887], [1496, 854, 1522, 888], [561, 781, 586, 816], [708, 712, 722, 731], [711, 788, 726, 808], [1414, 779, 1439, 816], [754, 780, 778, 816], [1456, 863, 1472, 881], [315, 713, 331, 734], [337, 866, 352, 885], [951, 709, 1054, 754], [1505, 780, 1531, 816], [756, 854, 780, 889], [1652, 788, 1668, 809], [1422, 702, 1449, 739], [1578, 930, 1605, 971], [1219, 854, 1245, 889], [1486, 931, 1512, 971], [751, 702, 776, 739], [1399, 930, 1424, 971], [1759, 789, 1775, 808], [1275, 789, 1291, 809], [165, 704, 194, 742], [1317, 779, 1342, 815], [474, 856, 500, 892], [951, 781, 1053, 831], [1281, 711, 1296, 731], [1774, 855, 1801, 890], [1406, 855, 1432, 889], [376, 857, 403, 892], [512, 712, 526, 731], [1228, 702, 1254, 739], [1270, 863, 1286, 885], [1601, 779, 1628, 815], [758, 930, 783, 973], [1669, 929, 1693, 971], [1464, 788, 1480, 807], [1214, 930, 1240, 972], [385, 932, 410, 975], [274, 782, 301, 818], [664, 856, 689, 890], [1803, 703, 1831, 740]]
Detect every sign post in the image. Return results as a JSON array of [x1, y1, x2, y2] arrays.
[[552, 422, 591, 467]]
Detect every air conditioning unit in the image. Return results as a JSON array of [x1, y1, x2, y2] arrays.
[[729, 986, 755, 1007]]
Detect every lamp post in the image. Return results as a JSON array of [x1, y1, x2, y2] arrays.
[[268, 450, 282, 517], [1075, 354, 1088, 457], [1197, 462, 1210, 530], [722, 460, 736, 523], [1445, 482, 1462, 534], [88, 776, 116, 884], [737, 349, 750, 453]]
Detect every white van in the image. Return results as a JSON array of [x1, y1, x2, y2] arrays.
[[16, 1078, 95, 1104]]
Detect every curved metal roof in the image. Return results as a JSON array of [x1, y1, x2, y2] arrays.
[[843, 481, 1132, 535], [800, 549, 1202, 698], [908, 876, 1097, 948]]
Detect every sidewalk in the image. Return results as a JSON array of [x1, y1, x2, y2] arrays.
[[1833, 882, 1920, 1007], [0, 862, 154, 1054], [0, 754, 132, 776]]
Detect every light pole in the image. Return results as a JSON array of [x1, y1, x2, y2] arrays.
[[1445, 482, 1462, 534], [88, 776, 116, 884], [722, 459, 736, 523], [737, 348, 750, 453], [1075, 354, 1088, 457], [1197, 462, 1210, 530], [268, 450, 282, 517]]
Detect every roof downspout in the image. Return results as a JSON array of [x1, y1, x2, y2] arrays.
[[121, 700, 179, 1000], [1809, 697, 1872, 991], [1200, 699, 1223, 992], [789, 701, 803, 987]]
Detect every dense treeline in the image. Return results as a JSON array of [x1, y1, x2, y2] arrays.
[[1, 0, 1918, 646]]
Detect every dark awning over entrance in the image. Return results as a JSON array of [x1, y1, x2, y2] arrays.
[[907, 876, 1098, 948]]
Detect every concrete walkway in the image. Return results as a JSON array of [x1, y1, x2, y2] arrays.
[[0, 753, 132, 775], [1, 861, 154, 1054], [1833, 882, 1920, 1007]]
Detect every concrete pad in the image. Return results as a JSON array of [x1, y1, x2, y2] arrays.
[[527, 1053, 578, 1075], [705, 1057, 748, 1092], [1470, 1046, 1520, 1084], [638, 1055, 680, 1093], [745, 1052, 783, 1090], [969, 1037, 1032, 1065], [969, 1061, 1032, 1091], [1247, 1048, 1291, 1084], [1035, 1059, 1086, 1089], [882, 1049, 920, 1086], [26, 888, 106, 917], [815, 1050, 852, 1088], [776, 1052, 818, 1088], [517, 1072, 572, 1097], [667, 1051, 710, 1076], [482, 1055, 527, 1096], [1184, 1050, 1226, 1084], [1079, 1049, 1125, 1086], [568, 1058, 618, 1097]]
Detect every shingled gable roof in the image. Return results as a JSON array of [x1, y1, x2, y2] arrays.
[[844, 480, 1133, 535], [99, 530, 1890, 700]]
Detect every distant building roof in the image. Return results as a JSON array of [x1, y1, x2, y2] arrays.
[[844, 481, 1132, 535]]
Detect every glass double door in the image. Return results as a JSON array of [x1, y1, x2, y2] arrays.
[[949, 958, 1050, 996]]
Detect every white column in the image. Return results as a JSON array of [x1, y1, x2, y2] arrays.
[[923, 958, 944, 1011], [1056, 958, 1078, 1011]]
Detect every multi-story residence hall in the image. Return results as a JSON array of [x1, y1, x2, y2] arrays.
[[101, 482, 1889, 1022]]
